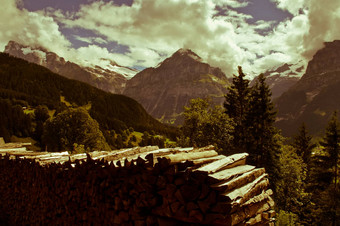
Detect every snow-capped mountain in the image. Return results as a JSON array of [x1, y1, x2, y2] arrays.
[[4, 41, 138, 93], [276, 40, 340, 136], [251, 63, 304, 99]]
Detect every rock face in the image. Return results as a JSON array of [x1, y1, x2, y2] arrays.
[[275, 40, 340, 136], [4, 41, 137, 93], [123, 49, 230, 124], [251, 63, 302, 99], [304, 40, 340, 76]]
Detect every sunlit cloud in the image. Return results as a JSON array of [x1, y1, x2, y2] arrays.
[[1, 0, 340, 78]]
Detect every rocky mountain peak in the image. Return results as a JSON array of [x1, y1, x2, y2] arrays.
[[173, 48, 202, 61], [3, 40, 134, 94], [123, 49, 229, 125], [5, 40, 22, 52], [157, 48, 204, 70], [305, 40, 340, 76]]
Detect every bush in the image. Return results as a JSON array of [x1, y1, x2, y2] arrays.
[[42, 107, 110, 152]]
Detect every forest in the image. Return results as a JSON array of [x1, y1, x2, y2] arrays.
[[0, 53, 177, 149], [179, 67, 339, 225], [0, 55, 339, 225]]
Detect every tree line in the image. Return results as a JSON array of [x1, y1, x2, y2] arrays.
[[0, 53, 178, 149], [179, 66, 339, 225]]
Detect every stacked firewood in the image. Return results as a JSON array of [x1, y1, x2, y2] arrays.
[[0, 145, 275, 225]]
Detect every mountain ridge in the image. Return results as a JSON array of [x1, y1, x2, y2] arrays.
[[123, 48, 230, 124], [0, 53, 177, 138], [4, 41, 138, 93], [275, 40, 340, 136]]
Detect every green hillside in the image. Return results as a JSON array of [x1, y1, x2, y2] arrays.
[[0, 53, 178, 142]]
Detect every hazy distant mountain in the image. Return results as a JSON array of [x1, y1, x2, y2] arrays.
[[275, 40, 340, 136], [4, 41, 138, 93], [123, 48, 230, 125], [251, 63, 302, 99]]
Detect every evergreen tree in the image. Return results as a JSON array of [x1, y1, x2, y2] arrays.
[[293, 123, 315, 165], [224, 66, 251, 152], [274, 145, 307, 220], [245, 73, 278, 168], [319, 111, 340, 225], [34, 105, 50, 143]]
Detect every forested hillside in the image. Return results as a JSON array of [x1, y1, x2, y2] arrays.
[[0, 53, 178, 146]]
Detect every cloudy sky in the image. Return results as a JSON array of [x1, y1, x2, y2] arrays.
[[1, 0, 340, 77]]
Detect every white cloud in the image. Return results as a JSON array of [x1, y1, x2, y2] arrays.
[[270, 0, 306, 15], [73, 35, 108, 45], [54, 0, 255, 74], [0, 0, 71, 56], [1, 0, 340, 79], [302, 0, 340, 59]]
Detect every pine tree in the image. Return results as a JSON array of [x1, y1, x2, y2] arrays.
[[224, 66, 251, 153], [245, 73, 278, 168], [293, 123, 315, 165], [319, 111, 340, 225]]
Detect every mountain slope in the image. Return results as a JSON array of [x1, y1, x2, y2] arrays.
[[4, 41, 138, 93], [123, 49, 230, 124], [275, 40, 340, 136], [251, 63, 302, 99], [0, 53, 176, 137]]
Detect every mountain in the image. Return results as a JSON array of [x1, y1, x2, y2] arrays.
[[123, 48, 230, 124], [275, 40, 340, 136], [0, 53, 177, 137], [4, 41, 138, 93], [250, 63, 302, 99]]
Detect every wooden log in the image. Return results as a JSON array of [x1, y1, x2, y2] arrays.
[[205, 213, 229, 224], [174, 206, 188, 219], [195, 153, 248, 173], [197, 200, 210, 213], [231, 200, 271, 225], [208, 165, 256, 184], [166, 184, 177, 199], [268, 209, 276, 218], [199, 184, 210, 200], [237, 178, 270, 206], [191, 145, 215, 152], [188, 209, 203, 222], [174, 189, 185, 205], [262, 211, 270, 221], [237, 197, 274, 225], [211, 168, 265, 193], [174, 177, 186, 186], [245, 213, 262, 225], [170, 201, 181, 214], [179, 184, 200, 201], [162, 150, 219, 164], [210, 202, 232, 214], [191, 155, 225, 165], [241, 189, 273, 207], [156, 176, 167, 189], [186, 202, 199, 211], [222, 174, 268, 205]]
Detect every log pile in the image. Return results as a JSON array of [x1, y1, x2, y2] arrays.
[[0, 143, 275, 225]]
